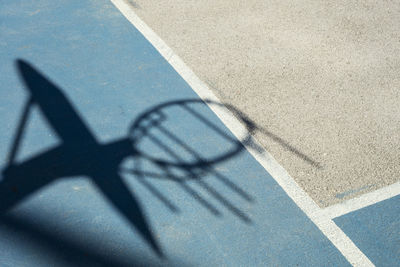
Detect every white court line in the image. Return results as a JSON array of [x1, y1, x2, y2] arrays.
[[110, 1, 374, 265], [322, 182, 400, 219]]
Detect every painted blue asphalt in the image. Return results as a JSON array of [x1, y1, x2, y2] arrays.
[[0, 1, 351, 266], [334, 195, 400, 266]]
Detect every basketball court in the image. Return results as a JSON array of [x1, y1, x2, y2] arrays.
[[0, 1, 399, 266]]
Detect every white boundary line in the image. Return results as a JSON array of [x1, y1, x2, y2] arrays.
[[110, 1, 374, 265], [322, 182, 400, 219]]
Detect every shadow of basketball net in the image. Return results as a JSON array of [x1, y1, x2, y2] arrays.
[[123, 99, 256, 223]]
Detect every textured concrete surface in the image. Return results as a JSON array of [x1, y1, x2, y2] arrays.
[[129, 0, 400, 206]]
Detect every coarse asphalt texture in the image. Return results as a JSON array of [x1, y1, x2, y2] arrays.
[[130, 0, 400, 207]]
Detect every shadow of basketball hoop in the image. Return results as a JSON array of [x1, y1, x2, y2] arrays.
[[0, 59, 257, 259]]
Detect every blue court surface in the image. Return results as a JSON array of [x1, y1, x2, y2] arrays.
[[0, 1, 398, 266], [334, 195, 400, 266]]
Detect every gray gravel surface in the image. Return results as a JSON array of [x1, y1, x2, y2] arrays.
[[127, 0, 400, 207]]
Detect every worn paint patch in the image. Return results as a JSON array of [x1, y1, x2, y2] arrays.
[[335, 184, 375, 199]]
